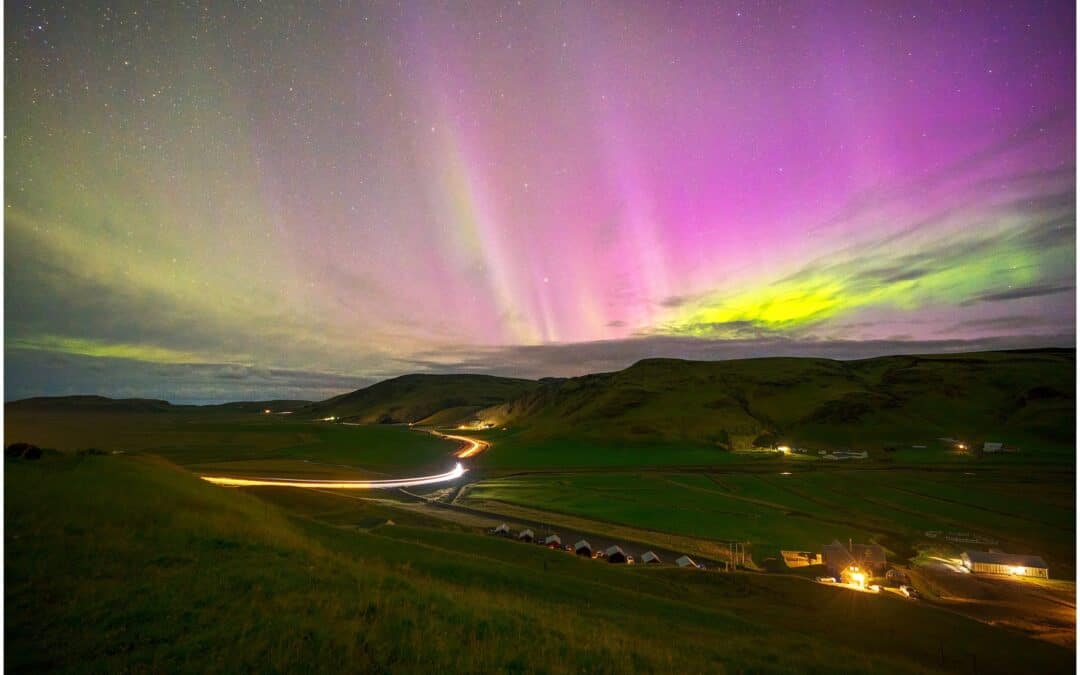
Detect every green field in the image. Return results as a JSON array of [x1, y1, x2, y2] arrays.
[[6, 452, 1073, 674], [4, 407, 459, 475], [463, 468, 1076, 577]]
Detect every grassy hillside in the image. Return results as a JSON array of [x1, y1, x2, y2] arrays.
[[475, 349, 1075, 452], [297, 374, 540, 424], [3, 406, 458, 475], [7, 452, 1072, 673]]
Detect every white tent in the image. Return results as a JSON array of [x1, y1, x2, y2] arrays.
[[543, 534, 561, 547], [518, 529, 535, 542], [641, 551, 662, 564], [493, 523, 510, 535], [574, 539, 592, 556], [676, 555, 698, 568]]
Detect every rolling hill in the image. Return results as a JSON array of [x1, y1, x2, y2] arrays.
[[7, 349, 1073, 453], [295, 373, 541, 424], [5, 396, 311, 414], [471, 349, 1075, 451]]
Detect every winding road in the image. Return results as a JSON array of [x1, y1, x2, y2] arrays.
[[199, 424, 485, 489], [200, 462, 466, 489]]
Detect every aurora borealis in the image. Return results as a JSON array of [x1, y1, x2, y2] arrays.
[[5, 1, 1076, 402]]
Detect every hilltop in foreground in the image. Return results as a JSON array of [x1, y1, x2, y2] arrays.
[[7, 452, 1072, 674]]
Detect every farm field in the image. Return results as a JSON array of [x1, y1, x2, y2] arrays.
[[4, 408, 460, 475], [6, 451, 1073, 674], [461, 468, 1077, 577]]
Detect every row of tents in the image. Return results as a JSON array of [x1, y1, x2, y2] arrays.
[[491, 523, 701, 568]]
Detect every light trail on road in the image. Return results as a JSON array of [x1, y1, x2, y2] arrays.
[[428, 430, 489, 458], [200, 462, 466, 489]]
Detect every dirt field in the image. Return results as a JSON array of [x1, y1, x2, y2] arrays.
[[911, 562, 1076, 648]]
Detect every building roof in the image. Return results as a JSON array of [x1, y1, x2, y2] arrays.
[[543, 534, 561, 545], [605, 545, 626, 558], [963, 551, 1047, 568], [494, 523, 509, 533], [574, 539, 591, 551], [518, 529, 534, 539], [641, 551, 661, 563], [822, 540, 886, 568], [675, 555, 697, 568]]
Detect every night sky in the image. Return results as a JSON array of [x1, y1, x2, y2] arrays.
[[5, 1, 1076, 402]]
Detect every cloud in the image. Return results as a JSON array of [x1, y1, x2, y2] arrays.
[[961, 284, 1075, 305], [7, 332, 1074, 404], [944, 315, 1056, 332], [658, 176, 1076, 338], [398, 334, 1076, 381], [3, 349, 378, 404]]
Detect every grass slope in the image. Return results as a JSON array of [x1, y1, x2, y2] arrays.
[[4, 407, 458, 475], [297, 374, 540, 424], [7, 453, 1072, 673], [476, 349, 1075, 452]]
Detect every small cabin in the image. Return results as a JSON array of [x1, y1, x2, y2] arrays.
[[543, 534, 562, 548], [605, 546, 628, 563], [574, 539, 592, 557], [518, 529, 535, 543]]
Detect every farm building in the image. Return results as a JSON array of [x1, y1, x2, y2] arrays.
[[675, 555, 698, 569], [961, 551, 1049, 578], [493, 523, 510, 536], [781, 550, 822, 568], [543, 534, 561, 548], [822, 540, 886, 577], [605, 546, 628, 563], [574, 540, 592, 557], [518, 529, 535, 543], [640, 551, 662, 564]]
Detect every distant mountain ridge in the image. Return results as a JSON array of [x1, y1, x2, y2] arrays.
[[7, 349, 1074, 451], [6, 396, 311, 413], [470, 349, 1075, 450]]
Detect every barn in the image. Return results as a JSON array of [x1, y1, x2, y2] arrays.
[[822, 540, 887, 577], [543, 534, 562, 548], [640, 551, 662, 564], [574, 539, 592, 557], [605, 546, 628, 563], [961, 551, 1049, 578], [518, 529, 535, 543]]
